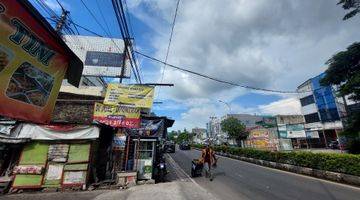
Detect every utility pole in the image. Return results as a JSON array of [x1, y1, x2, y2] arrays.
[[55, 7, 69, 34]]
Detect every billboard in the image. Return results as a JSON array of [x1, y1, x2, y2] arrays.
[[93, 102, 140, 128], [0, 1, 81, 123], [286, 124, 306, 138], [104, 84, 155, 108], [63, 35, 130, 77]]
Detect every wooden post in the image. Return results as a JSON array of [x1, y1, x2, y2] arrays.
[[124, 134, 130, 171]]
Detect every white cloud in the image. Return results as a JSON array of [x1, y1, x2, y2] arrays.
[[131, 0, 360, 102], [43, 0, 70, 12], [129, 0, 360, 130], [258, 98, 302, 115]]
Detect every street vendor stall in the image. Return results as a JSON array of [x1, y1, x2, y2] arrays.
[[10, 124, 99, 190], [124, 116, 174, 180]]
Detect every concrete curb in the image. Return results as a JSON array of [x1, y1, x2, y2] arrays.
[[193, 148, 360, 187]]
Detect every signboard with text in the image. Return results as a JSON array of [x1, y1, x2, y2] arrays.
[[93, 102, 140, 128], [63, 35, 130, 77], [0, 1, 79, 123], [104, 84, 155, 108]]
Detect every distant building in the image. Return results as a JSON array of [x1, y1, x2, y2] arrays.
[[206, 117, 221, 139], [222, 114, 263, 128], [297, 73, 346, 148], [192, 127, 206, 144]]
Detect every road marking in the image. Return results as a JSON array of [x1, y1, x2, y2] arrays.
[[193, 149, 360, 191], [166, 153, 220, 198]]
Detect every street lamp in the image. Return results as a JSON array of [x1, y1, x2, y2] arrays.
[[218, 100, 231, 114]]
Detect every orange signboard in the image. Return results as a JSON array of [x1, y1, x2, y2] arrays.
[[0, 1, 81, 123]]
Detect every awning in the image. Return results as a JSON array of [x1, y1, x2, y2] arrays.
[[14, 124, 99, 140]]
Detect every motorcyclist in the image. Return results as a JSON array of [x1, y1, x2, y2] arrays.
[[200, 144, 217, 181]]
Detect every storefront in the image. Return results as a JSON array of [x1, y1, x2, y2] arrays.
[[121, 116, 174, 181], [9, 124, 99, 190]]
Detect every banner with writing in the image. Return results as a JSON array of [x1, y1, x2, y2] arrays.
[[104, 84, 155, 108], [93, 102, 140, 128], [0, 1, 73, 123]]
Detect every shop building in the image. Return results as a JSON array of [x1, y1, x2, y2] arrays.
[[297, 73, 346, 148]]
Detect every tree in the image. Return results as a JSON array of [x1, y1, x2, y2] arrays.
[[321, 42, 360, 134], [220, 117, 248, 146], [167, 131, 177, 142], [337, 0, 360, 20]]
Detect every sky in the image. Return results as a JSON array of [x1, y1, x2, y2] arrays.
[[30, 0, 360, 131]]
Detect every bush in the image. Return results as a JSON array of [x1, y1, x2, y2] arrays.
[[191, 144, 360, 176]]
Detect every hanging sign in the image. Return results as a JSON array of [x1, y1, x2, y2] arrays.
[[0, 1, 82, 123], [63, 35, 131, 77], [104, 84, 155, 108], [93, 102, 140, 128]]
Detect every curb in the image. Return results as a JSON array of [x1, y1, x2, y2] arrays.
[[193, 148, 360, 187]]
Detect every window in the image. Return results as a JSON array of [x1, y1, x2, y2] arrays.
[[304, 113, 320, 123], [300, 95, 315, 106]]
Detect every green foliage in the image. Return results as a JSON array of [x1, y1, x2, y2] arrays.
[[176, 130, 193, 144], [337, 0, 360, 20], [220, 117, 248, 141], [167, 131, 177, 142], [192, 144, 360, 176], [321, 42, 360, 133]]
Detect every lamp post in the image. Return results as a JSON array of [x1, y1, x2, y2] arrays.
[[218, 100, 231, 114]]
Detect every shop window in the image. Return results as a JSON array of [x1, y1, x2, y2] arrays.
[[304, 113, 320, 123], [300, 95, 315, 106]]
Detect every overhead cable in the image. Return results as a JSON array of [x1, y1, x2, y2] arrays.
[[80, 0, 141, 83], [160, 0, 181, 84], [135, 51, 301, 94]]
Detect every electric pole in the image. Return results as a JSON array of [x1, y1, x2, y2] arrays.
[[55, 7, 69, 34]]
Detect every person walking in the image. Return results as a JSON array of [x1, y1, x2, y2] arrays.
[[200, 144, 217, 181]]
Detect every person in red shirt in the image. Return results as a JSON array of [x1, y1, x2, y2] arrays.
[[201, 144, 217, 181]]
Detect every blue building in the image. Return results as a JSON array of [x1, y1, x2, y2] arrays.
[[297, 73, 346, 148]]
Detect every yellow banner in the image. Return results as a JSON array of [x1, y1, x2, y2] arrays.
[[104, 84, 155, 108]]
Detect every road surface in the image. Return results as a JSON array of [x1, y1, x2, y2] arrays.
[[168, 147, 360, 200]]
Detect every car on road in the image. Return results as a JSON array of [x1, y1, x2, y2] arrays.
[[164, 141, 175, 153], [179, 142, 191, 150]]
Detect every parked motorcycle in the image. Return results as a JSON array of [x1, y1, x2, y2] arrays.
[[156, 155, 167, 183]]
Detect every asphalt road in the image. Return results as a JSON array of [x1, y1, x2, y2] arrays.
[[168, 148, 360, 200]]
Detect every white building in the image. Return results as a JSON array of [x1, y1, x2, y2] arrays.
[[297, 73, 346, 148], [192, 127, 206, 144]]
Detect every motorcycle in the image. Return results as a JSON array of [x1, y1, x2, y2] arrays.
[[156, 155, 167, 182]]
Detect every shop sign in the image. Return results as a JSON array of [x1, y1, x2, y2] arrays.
[[63, 35, 131, 77], [93, 102, 140, 128], [305, 131, 319, 139], [104, 83, 155, 108], [278, 124, 287, 138], [0, 1, 79, 123], [249, 129, 269, 139], [286, 124, 306, 138]]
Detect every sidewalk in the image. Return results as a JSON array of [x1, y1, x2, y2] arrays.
[[93, 181, 218, 200], [1, 181, 218, 200]]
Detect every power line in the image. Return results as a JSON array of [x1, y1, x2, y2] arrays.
[[95, 0, 112, 37], [160, 0, 181, 84], [80, 0, 141, 83], [117, 0, 142, 84], [111, 0, 142, 83], [124, 0, 144, 82], [135, 50, 301, 94]]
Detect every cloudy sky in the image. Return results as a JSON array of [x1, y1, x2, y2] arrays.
[[32, 0, 360, 131]]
